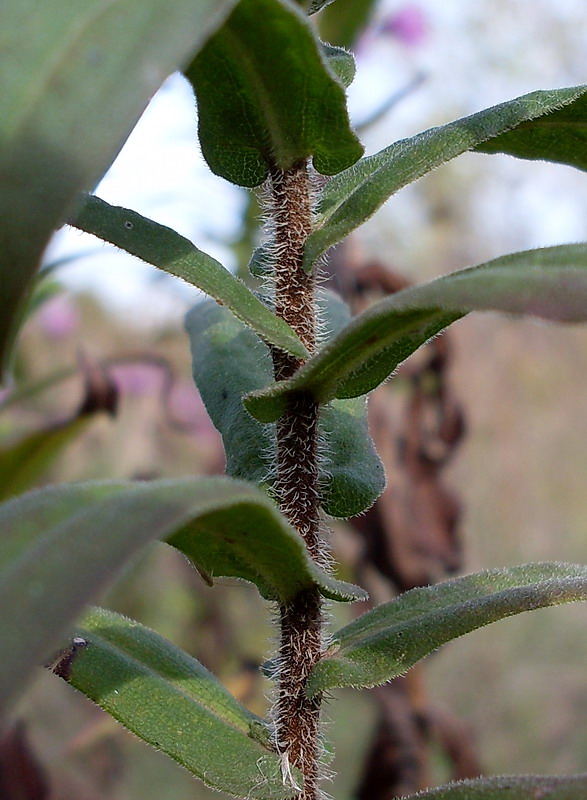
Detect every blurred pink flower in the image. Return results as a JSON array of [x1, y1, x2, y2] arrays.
[[111, 363, 163, 396], [37, 294, 79, 339], [379, 5, 428, 48], [168, 379, 219, 441]]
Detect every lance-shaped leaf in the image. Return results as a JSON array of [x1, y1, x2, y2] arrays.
[[303, 85, 587, 270], [71, 195, 307, 359], [57, 607, 300, 799], [245, 244, 587, 422], [0, 0, 237, 378], [0, 477, 364, 721], [0, 417, 92, 503], [400, 774, 587, 799], [186, 292, 384, 517], [306, 563, 587, 696], [184, 0, 363, 187]]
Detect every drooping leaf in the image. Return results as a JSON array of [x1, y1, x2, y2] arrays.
[[400, 774, 587, 799], [70, 195, 308, 359], [184, 0, 363, 187], [245, 243, 587, 421], [186, 292, 384, 517], [59, 607, 301, 799], [306, 563, 587, 696], [0, 477, 364, 720], [303, 85, 587, 270], [0, 0, 237, 378]]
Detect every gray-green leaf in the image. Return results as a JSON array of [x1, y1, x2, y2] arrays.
[[62, 607, 301, 799], [304, 85, 587, 270], [400, 774, 587, 799], [70, 195, 308, 359], [306, 563, 587, 696], [186, 292, 384, 517], [245, 243, 587, 421], [184, 0, 363, 187], [0, 0, 237, 377]]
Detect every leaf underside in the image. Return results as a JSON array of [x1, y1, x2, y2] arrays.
[[245, 243, 587, 422], [304, 85, 587, 269], [401, 773, 587, 799], [70, 194, 308, 360], [306, 563, 587, 696]]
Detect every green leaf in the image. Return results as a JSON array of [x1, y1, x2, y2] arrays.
[[319, 396, 385, 517], [0, 417, 91, 502], [320, 42, 356, 88], [475, 92, 587, 171], [307, 0, 338, 13], [184, 0, 363, 187], [0, 0, 238, 378], [0, 477, 364, 720], [318, 0, 378, 49], [303, 85, 587, 270], [71, 195, 308, 359], [60, 607, 300, 799], [245, 243, 587, 421], [186, 298, 274, 487], [186, 292, 384, 517], [306, 563, 587, 696], [400, 774, 587, 799]]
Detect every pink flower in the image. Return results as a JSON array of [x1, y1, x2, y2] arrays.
[[37, 294, 79, 339], [379, 5, 428, 48]]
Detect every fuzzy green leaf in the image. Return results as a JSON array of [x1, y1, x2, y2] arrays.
[[0, 476, 363, 720], [306, 563, 587, 696], [184, 0, 363, 187], [186, 292, 384, 517], [401, 774, 587, 799], [303, 85, 587, 270], [71, 195, 307, 359], [320, 42, 356, 88], [245, 243, 587, 421], [475, 92, 587, 170], [0, 0, 237, 378], [60, 607, 300, 799]]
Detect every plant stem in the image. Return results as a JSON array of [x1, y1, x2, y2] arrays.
[[269, 162, 323, 800]]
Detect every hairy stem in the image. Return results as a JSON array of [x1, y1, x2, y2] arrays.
[[269, 162, 323, 800]]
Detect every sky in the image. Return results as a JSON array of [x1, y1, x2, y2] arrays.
[[43, 0, 587, 327]]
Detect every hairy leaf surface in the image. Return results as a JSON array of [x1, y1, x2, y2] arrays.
[[304, 85, 587, 270], [400, 774, 587, 799], [61, 607, 300, 799], [0, 0, 237, 377], [306, 563, 587, 696], [184, 0, 362, 186], [71, 195, 307, 359], [245, 244, 587, 421], [186, 293, 384, 517], [0, 477, 363, 719]]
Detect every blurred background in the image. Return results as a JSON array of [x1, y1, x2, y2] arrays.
[[3, 1, 587, 798]]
